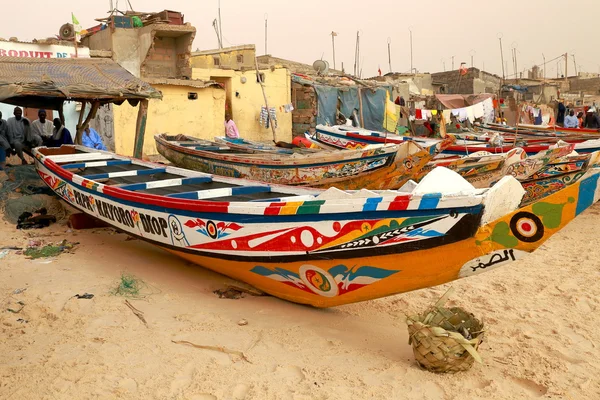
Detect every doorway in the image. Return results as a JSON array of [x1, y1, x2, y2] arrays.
[[211, 76, 232, 117], [23, 108, 54, 122]]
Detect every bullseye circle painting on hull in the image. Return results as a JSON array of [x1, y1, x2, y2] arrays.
[[510, 212, 544, 243], [299, 265, 339, 297], [206, 221, 218, 239]]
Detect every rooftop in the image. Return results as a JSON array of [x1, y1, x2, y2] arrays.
[[0, 56, 161, 108]]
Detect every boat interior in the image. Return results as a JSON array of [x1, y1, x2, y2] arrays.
[[37, 146, 324, 203]]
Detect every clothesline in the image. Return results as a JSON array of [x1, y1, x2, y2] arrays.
[[412, 97, 496, 125]]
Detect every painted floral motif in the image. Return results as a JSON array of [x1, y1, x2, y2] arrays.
[[185, 218, 243, 239], [251, 264, 400, 297]]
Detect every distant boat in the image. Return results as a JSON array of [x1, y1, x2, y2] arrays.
[[34, 145, 600, 307], [155, 133, 442, 190]]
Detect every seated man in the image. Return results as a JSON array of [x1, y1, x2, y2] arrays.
[[46, 118, 74, 147], [31, 109, 54, 145], [82, 126, 107, 151], [0, 112, 9, 170], [6, 107, 36, 164]]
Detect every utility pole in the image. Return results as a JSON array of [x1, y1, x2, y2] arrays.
[[498, 34, 505, 81], [572, 54, 578, 76], [441, 58, 445, 72], [564, 53, 568, 81], [354, 31, 360, 77], [451, 55, 454, 70], [409, 28, 413, 74], [542, 53, 546, 81], [264, 14, 268, 55], [331, 31, 337, 70], [217, 0, 223, 49], [470, 49, 476, 68], [387, 37, 392, 73]]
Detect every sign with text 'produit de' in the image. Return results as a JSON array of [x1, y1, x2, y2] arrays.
[[0, 41, 90, 59]]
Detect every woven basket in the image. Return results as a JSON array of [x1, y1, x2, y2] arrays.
[[407, 289, 484, 373]]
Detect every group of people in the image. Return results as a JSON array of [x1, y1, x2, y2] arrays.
[[0, 106, 106, 169], [560, 103, 600, 129]]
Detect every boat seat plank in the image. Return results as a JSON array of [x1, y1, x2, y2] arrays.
[[47, 153, 115, 163], [249, 195, 318, 202], [61, 160, 132, 170], [82, 167, 166, 181], [166, 185, 271, 200], [117, 176, 213, 191], [138, 181, 237, 196], [68, 163, 151, 176]]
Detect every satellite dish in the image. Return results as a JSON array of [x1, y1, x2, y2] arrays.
[[313, 60, 330, 75], [59, 23, 75, 40]]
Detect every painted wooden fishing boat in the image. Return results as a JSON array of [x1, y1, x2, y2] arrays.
[[214, 136, 320, 155], [315, 125, 600, 156], [487, 122, 600, 135], [520, 151, 600, 205], [34, 145, 600, 307], [155, 133, 436, 190]]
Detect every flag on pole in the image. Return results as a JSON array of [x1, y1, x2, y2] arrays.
[[71, 12, 81, 40]]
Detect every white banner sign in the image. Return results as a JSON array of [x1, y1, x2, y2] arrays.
[[0, 41, 90, 59]]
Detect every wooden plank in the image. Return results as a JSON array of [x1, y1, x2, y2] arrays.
[[82, 167, 166, 181], [117, 176, 213, 191], [61, 160, 133, 169], [47, 153, 115, 163], [166, 185, 271, 200], [133, 99, 149, 159]]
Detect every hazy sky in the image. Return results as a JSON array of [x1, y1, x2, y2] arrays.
[[2, 0, 599, 78]]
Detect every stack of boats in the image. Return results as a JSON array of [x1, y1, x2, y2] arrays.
[[32, 123, 600, 307]]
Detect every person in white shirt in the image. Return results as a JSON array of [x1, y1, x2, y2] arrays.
[[563, 110, 579, 128], [30, 109, 54, 144]]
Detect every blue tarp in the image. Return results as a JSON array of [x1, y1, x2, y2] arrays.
[[314, 85, 338, 126], [360, 88, 388, 131], [312, 79, 393, 131], [339, 87, 359, 117]]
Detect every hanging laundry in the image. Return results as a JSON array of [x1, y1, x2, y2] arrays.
[[268, 107, 278, 128], [431, 110, 438, 116], [415, 109, 423, 119], [451, 109, 460, 117], [466, 106, 475, 123], [457, 108, 468, 122], [442, 110, 452, 125], [384, 91, 399, 133], [473, 102, 484, 119], [283, 103, 295, 113], [259, 107, 269, 127]]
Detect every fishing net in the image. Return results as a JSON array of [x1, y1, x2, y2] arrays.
[[406, 289, 484, 373], [0, 165, 66, 224]]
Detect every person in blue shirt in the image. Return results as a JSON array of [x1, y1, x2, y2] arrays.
[[563, 110, 579, 128], [45, 118, 74, 147], [82, 126, 107, 151]]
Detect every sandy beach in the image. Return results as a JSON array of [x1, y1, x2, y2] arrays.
[[1, 199, 600, 400]]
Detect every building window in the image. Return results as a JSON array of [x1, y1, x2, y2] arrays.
[[256, 72, 265, 83], [188, 92, 198, 100], [213, 57, 220, 66], [237, 54, 244, 64]]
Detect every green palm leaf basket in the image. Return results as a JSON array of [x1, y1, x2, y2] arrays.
[[407, 288, 484, 373]]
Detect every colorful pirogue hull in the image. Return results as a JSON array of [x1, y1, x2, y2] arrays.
[[315, 125, 600, 156], [34, 146, 600, 307], [155, 133, 440, 190]]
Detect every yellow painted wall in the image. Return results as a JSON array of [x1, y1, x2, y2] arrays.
[[192, 67, 292, 142], [190, 48, 255, 69], [113, 84, 226, 157]]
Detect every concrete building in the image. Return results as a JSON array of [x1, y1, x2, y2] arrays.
[[431, 68, 502, 95], [82, 13, 228, 157], [191, 45, 256, 70], [190, 49, 293, 143]]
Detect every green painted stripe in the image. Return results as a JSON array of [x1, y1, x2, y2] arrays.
[[296, 200, 326, 215]]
